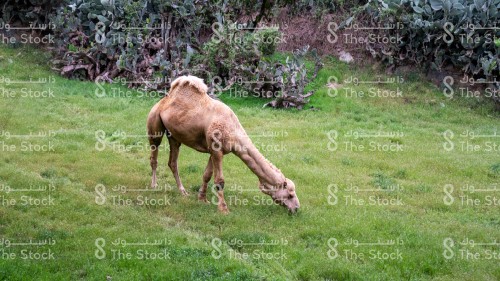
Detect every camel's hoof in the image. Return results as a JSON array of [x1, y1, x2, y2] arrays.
[[218, 205, 229, 214], [180, 189, 189, 196], [198, 195, 209, 204], [219, 208, 229, 214]]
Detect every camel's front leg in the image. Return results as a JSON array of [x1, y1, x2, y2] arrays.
[[211, 151, 228, 213], [198, 155, 213, 203], [167, 137, 188, 196]]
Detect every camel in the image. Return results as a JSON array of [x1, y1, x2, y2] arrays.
[[146, 75, 300, 213]]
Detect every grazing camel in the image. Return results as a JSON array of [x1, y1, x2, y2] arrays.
[[147, 75, 300, 213]]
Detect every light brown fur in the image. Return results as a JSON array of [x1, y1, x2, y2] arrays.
[[147, 75, 300, 213]]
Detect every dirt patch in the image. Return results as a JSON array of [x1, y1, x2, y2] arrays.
[[262, 9, 376, 65]]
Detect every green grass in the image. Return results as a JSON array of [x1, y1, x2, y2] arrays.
[[0, 44, 499, 280]]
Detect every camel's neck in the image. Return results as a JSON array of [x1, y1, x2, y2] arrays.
[[234, 135, 285, 187]]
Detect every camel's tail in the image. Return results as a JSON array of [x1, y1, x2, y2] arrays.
[[170, 75, 208, 96]]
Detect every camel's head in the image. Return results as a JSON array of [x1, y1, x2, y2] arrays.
[[259, 178, 300, 214]]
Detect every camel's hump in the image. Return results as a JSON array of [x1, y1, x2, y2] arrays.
[[170, 75, 208, 95]]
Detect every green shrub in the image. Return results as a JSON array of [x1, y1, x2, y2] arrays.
[[2, 0, 321, 109], [51, 0, 217, 83], [255, 27, 281, 55], [347, 0, 499, 106], [1, 0, 65, 26]]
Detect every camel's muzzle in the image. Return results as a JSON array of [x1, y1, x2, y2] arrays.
[[288, 206, 299, 214]]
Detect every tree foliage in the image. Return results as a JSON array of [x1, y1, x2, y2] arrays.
[[45, 0, 322, 108], [347, 0, 499, 105]]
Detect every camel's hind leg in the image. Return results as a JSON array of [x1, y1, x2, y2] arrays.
[[211, 151, 228, 213], [147, 113, 165, 188], [198, 155, 213, 203], [167, 137, 189, 196]]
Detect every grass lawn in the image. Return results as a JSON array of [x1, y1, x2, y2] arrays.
[[0, 44, 499, 280]]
